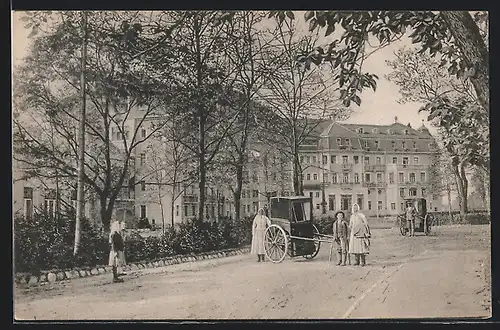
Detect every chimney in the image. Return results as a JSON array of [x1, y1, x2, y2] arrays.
[[394, 116, 398, 123], [407, 122, 412, 128]]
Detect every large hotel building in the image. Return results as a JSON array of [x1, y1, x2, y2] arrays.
[[13, 113, 442, 226]]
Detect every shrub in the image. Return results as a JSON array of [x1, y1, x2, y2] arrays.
[[314, 214, 335, 235], [14, 212, 253, 275]]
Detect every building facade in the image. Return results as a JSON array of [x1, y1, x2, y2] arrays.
[[301, 118, 442, 217]]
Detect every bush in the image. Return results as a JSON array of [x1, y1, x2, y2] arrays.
[[430, 211, 490, 226], [14, 212, 253, 275], [314, 214, 335, 235]]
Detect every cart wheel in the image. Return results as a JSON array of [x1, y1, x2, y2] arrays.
[[264, 225, 288, 263], [303, 224, 321, 259], [424, 214, 433, 235], [397, 215, 407, 236]]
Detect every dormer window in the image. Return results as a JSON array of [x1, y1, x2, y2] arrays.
[[375, 140, 379, 149], [402, 141, 406, 149], [345, 138, 351, 146], [391, 141, 396, 149], [358, 128, 364, 134], [404, 129, 409, 135], [372, 128, 378, 134], [336, 138, 342, 145], [413, 141, 417, 149], [387, 129, 393, 135], [364, 140, 369, 148]]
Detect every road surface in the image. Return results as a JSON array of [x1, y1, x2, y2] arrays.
[[14, 225, 491, 320]]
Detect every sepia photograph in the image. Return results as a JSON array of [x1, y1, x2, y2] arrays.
[[11, 10, 491, 320]]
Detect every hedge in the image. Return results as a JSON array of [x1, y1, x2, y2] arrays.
[[14, 211, 253, 274]]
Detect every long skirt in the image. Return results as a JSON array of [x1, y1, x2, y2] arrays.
[[108, 250, 127, 267], [349, 236, 370, 254], [251, 229, 266, 255]]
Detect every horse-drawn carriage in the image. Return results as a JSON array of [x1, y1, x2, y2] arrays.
[[397, 198, 434, 236], [264, 196, 334, 263]]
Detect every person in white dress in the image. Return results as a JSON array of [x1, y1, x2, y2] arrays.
[[251, 208, 271, 262], [348, 203, 371, 266]]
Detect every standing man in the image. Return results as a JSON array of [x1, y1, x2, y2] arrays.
[[405, 202, 417, 237], [263, 204, 269, 217]]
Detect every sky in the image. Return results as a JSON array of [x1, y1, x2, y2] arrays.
[[11, 11, 433, 134]]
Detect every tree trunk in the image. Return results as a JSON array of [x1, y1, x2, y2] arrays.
[[446, 183, 453, 225], [99, 196, 113, 230], [292, 141, 303, 196], [452, 163, 468, 220], [441, 11, 489, 111], [74, 10, 88, 256], [234, 162, 243, 220]]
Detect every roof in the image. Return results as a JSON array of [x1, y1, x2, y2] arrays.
[[270, 196, 312, 201]]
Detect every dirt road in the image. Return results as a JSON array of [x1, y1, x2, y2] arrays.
[[14, 225, 491, 320]]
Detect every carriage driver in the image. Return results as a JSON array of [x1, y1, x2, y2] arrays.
[[405, 201, 417, 237]]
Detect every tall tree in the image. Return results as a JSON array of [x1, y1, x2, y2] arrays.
[[14, 11, 175, 229], [255, 16, 352, 195], [271, 11, 489, 112]]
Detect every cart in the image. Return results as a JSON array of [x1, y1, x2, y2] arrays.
[[397, 198, 434, 236], [264, 196, 335, 263]]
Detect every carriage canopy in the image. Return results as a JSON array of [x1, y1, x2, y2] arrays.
[[270, 196, 313, 223]]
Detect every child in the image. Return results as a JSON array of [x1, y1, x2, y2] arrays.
[[332, 211, 349, 266]]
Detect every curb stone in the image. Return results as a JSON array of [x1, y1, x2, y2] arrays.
[[16, 246, 250, 287]]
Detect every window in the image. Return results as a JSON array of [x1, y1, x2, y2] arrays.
[[23, 187, 34, 220], [413, 141, 417, 149], [140, 205, 147, 219], [306, 156, 310, 163], [367, 189, 371, 195], [403, 157, 409, 165], [402, 141, 406, 149], [391, 203, 396, 210], [316, 204, 320, 210], [409, 173, 416, 183], [376, 156, 381, 164], [176, 205, 180, 216], [323, 173, 329, 182], [242, 190, 246, 198], [343, 173, 349, 183], [345, 138, 351, 146], [300, 156, 304, 163], [389, 172, 394, 184], [331, 155, 337, 164], [312, 156, 317, 163], [378, 201, 383, 210], [184, 205, 188, 217], [404, 129, 409, 135], [421, 188, 427, 196], [372, 128, 378, 134], [376, 172, 382, 183], [322, 155, 328, 165], [354, 173, 360, 184], [329, 195, 335, 211], [388, 129, 393, 135], [400, 188, 405, 198], [375, 140, 379, 149], [140, 181, 146, 191], [401, 203, 405, 211], [364, 156, 370, 165], [409, 188, 417, 197], [309, 192, 313, 198], [358, 128, 364, 134], [365, 173, 371, 183], [252, 190, 259, 198], [192, 205, 196, 216], [332, 173, 338, 184], [341, 195, 352, 211], [313, 173, 318, 181], [357, 194, 364, 210], [420, 172, 426, 182], [342, 155, 348, 164], [140, 153, 146, 166], [141, 128, 146, 138], [315, 192, 320, 198], [44, 199, 56, 217], [368, 201, 372, 210], [306, 174, 311, 180], [252, 172, 259, 183], [364, 140, 369, 148], [392, 141, 396, 149], [414, 156, 419, 164], [247, 205, 251, 213], [354, 156, 359, 164], [336, 138, 342, 145], [124, 129, 130, 140], [392, 157, 397, 164], [398, 172, 404, 183]]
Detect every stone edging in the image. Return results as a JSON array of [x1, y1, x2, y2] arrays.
[[15, 246, 250, 286]]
